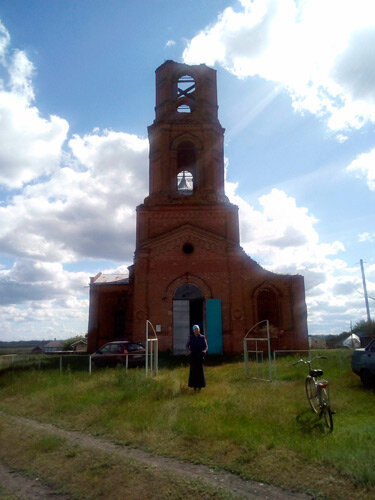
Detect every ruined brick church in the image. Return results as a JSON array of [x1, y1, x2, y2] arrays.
[[87, 60, 308, 355]]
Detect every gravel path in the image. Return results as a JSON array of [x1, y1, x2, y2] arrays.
[[0, 412, 312, 499]]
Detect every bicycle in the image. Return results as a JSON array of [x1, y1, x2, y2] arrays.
[[293, 356, 334, 431]]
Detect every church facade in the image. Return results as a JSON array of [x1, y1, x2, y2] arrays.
[[87, 61, 308, 355]]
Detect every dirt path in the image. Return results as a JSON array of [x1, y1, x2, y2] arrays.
[[0, 463, 72, 500], [0, 411, 311, 499]]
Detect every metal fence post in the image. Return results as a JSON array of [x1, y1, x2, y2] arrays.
[[273, 350, 277, 379], [155, 343, 158, 376], [145, 321, 149, 376], [244, 339, 249, 374]]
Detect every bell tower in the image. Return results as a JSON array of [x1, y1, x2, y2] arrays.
[[131, 60, 242, 348], [146, 60, 227, 203], [136, 60, 240, 250]]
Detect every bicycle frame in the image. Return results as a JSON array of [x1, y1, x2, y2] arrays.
[[294, 356, 334, 431]]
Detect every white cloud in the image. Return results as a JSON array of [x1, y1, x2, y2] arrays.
[[8, 49, 35, 101], [0, 298, 89, 341], [0, 129, 148, 263], [166, 40, 176, 47], [0, 20, 10, 63], [226, 178, 370, 334], [347, 146, 375, 190], [0, 127, 147, 339], [0, 92, 69, 188], [359, 232, 375, 243], [183, 0, 375, 131], [0, 258, 89, 341], [0, 259, 88, 305], [0, 21, 68, 188], [0, 20, 151, 340]]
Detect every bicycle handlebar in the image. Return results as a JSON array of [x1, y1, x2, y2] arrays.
[[292, 355, 327, 366], [292, 359, 306, 365]]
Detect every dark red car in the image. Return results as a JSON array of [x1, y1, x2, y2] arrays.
[[91, 341, 145, 368]]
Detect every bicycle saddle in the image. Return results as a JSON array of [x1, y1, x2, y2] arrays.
[[310, 369, 323, 377]]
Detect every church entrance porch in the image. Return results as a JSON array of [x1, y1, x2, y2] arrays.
[[172, 284, 204, 354]]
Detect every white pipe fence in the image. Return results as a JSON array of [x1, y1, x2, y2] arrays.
[[0, 354, 92, 373], [145, 320, 159, 376], [243, 320, 273, 381]]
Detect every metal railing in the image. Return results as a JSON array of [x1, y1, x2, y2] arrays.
[[243, 320, 272, 381], [145, 320, 159, 376], [0, 353, 92, 373]]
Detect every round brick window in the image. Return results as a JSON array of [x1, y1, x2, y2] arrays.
[[182, 243, 194, 254]]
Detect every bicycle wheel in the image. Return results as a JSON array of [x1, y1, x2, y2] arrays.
[[322, 405, 334, 431], [305, 377, 319, 414], [320, 388, 334, 432]]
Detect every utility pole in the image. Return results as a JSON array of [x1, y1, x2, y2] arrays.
[[360, 259, 371, 322]]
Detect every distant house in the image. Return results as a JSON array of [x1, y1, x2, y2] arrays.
[[71, 339, 87, 352], [43, 340, 64, 353], [309, 336, 327, 349], [342, 334, 361, 349], [31, 345, 44, 354]]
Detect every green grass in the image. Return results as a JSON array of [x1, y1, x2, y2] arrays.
[[0, 418, 234, 500], [0, 350, 374, 499]]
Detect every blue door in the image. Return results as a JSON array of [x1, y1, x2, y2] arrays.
[[206, 299, 223, 354]]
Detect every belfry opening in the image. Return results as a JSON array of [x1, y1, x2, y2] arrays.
[[87, 60, 309, 355]]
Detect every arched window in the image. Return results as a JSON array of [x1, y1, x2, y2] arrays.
[[257, 289, 279, 327], [177, 75, 195, 99], [177, 104, 191, 113], [176, 141, 196, 194], [177, 171, 193, 195]]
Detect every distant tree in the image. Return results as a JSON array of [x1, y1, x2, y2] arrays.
[[352, 320, 375, 337], [325, 331, 350, 349], [63, 335, 86, 351]]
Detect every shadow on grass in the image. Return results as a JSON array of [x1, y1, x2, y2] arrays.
[[295, 408, 332, 436]]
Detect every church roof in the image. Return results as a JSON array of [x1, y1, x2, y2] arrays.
[[91, 272, 129, 285]]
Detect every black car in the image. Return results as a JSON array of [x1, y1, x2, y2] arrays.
[[352, 338, 375, 387], [91, 341, 145, 368]]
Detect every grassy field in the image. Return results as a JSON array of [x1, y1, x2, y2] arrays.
[[0, 350, 374, 499]]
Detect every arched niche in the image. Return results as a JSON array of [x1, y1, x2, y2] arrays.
[[252, 282, 282, 328], [173, 283, 203, 300], [164, 274, 212, 302], [170, 133, 203, 152]]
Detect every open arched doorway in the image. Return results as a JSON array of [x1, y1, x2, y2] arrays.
[[173, 283, 204, 354]]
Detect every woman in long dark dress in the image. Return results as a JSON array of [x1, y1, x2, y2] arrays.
[[186, 325, 208, 391]]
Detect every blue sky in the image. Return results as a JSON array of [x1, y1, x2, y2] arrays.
[[0, 0, 374, 341]]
